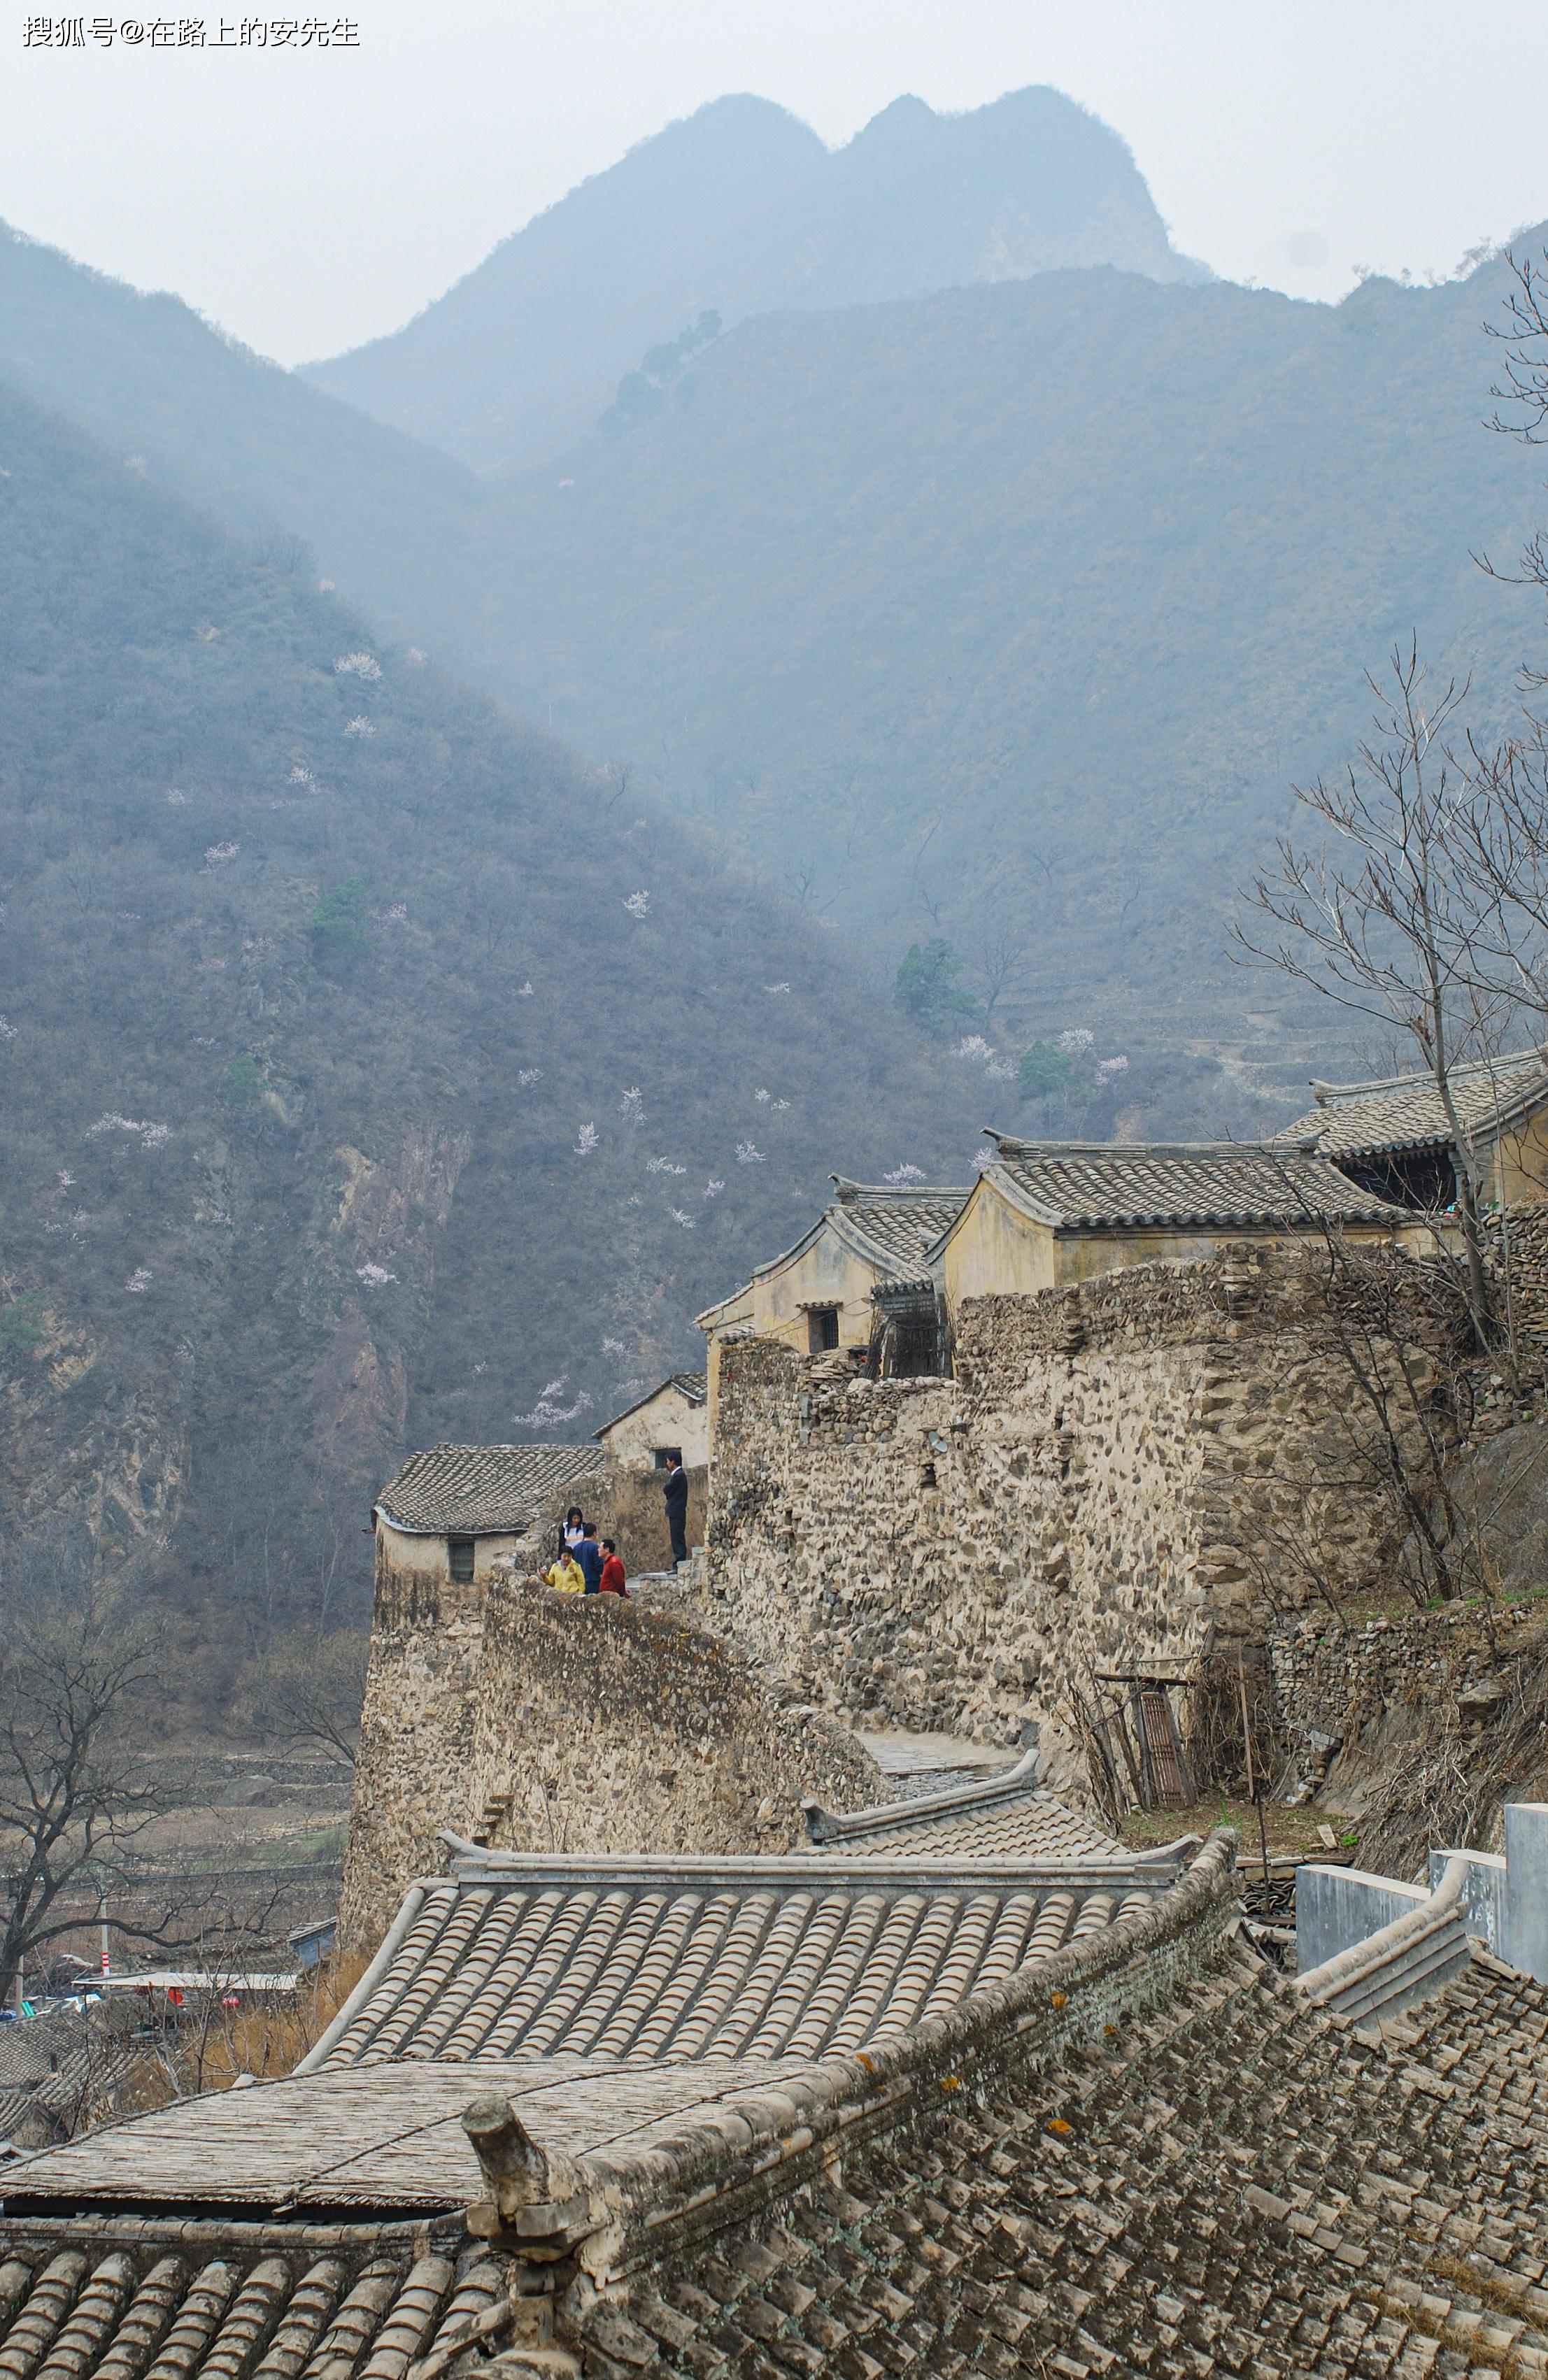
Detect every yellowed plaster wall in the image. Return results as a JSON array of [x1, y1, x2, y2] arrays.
[[1495, 1116, 1548, 1206], [942, 1178, 1406, 1309], [939, 1182, 1058, 1305], [374, 1513, 523, 1586], [599, 1386, 710, 1469], [748, 1226, 881, 1349]]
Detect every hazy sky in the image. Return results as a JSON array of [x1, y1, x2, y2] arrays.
[[3, 0, 1545, 366]]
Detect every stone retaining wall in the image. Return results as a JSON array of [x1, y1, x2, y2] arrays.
[[709, 1246, 1425, 1775], [339, 1551, 878, 1950]]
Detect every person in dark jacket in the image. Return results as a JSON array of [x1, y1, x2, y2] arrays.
[[663, 1456, 689, 1568], [574, 1523, 605, 1594]]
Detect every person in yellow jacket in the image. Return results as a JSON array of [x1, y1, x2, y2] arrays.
[[544, 1546, 585, 1594]]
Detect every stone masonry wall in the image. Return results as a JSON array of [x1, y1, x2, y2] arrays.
[[339, 1548, 879, 1951], [708, 1246, 1417, 1780]]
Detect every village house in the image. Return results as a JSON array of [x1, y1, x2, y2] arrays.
[[1280, 1042, 1548, 1210], [937, 1132, 1412, 1303], [374, 1441, 607, 1590], [592, 1371, 709, 1470], [695, 1175, 969, 1368]]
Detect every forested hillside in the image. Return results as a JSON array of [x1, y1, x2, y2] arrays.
[[0, 383, 985, 1680], [304, 87, 1201, 474], [5, 221, 1546, 1117]]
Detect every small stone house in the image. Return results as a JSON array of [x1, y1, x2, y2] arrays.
[[592, 1373, 709, 1470], [937, 1134, 1410, 1304], [1281, 1044, 1548, 1211], [374, 1441, 607, 1589], [695, 1176, 968, 1371]]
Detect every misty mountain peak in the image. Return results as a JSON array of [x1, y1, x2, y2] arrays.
[[301, 84, 1204, 475]]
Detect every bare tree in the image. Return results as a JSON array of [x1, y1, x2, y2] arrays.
[[1234, 645, 1498, 1338], [967, 925, 1031, 1027], [249, 1627, 369, 1769], [0, 1537, 188, 2005]]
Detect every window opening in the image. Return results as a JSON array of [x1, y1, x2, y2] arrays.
[[448, 1534, 476, 1583]]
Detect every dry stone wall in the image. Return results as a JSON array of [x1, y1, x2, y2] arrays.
[[339, 1543, 879, 1950], [708, 1246, 1419, 1776]]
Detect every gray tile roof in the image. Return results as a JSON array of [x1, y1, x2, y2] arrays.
[[1, 2058, 785, 2214], [827, 1181, 970, 1279], [804, 1748, 1125, 1862], [1281, 1045, 1548, 1157], [979, 1136, 1408, 1232], [298, 1847, 1179, 2072], [376, 1443, 607, 1534]]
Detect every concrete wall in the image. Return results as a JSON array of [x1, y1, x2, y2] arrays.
[[707, 1246, 1421, 1778], [1295, 1865, 1430, 1973], [339, 1553, 879, 1952]]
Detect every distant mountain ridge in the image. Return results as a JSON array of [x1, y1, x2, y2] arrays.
[[5, 213, 1546, 1127], [301, 86, 1205, 474]]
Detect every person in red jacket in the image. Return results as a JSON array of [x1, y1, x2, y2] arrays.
[[598, 1539, 628, 1597]]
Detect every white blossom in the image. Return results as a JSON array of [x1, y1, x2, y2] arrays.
[[773, 1099, 791, 1111], [405, 646, 426, 664], [646, 1155, 686, 1175], [765, 982, 790, 994], [243, 936, 274, 953], [754, 1088, 771, 1104], [513, 1376, 594, 1429], [985, 1058, 1016, 1081], [516, 981, 534, 997], [287, 764, 313, 785], [956, 1034, 994, 1062], [601, 1336, 627, 1357], [355, 1262, 397, 1288], [165, 788, 189, 805], [669, 1207, 697, 1227], [373, 903, 409, 923], [87, 1114, 171, 1148], [57, 1169, 75, 1188], [883, 1163, 927, 1184], [574, 1122, 599, 1155], [343, 716, 374, 737], [0, 1016, 15, 1043], [124, 1268, 152, 1293], [702, 1178, 725, 1199], [972, 1146, 997, 1172], [318, 578, 335, 591], [1095, 1054, 1130, 1083], [1056, 1028, 1095, 1055], [124, 455, 146, 475], [619, 1087, 644, 1120], [203, 842, 239, 867], [736, 1141, 764, 1164], [517, 1067, 542, 1087], [622, 890, 651, 918], [334, 651, 381, 680]]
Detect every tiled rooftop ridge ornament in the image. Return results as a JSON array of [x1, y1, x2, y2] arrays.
[[462, 2092, 598, 2256]]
